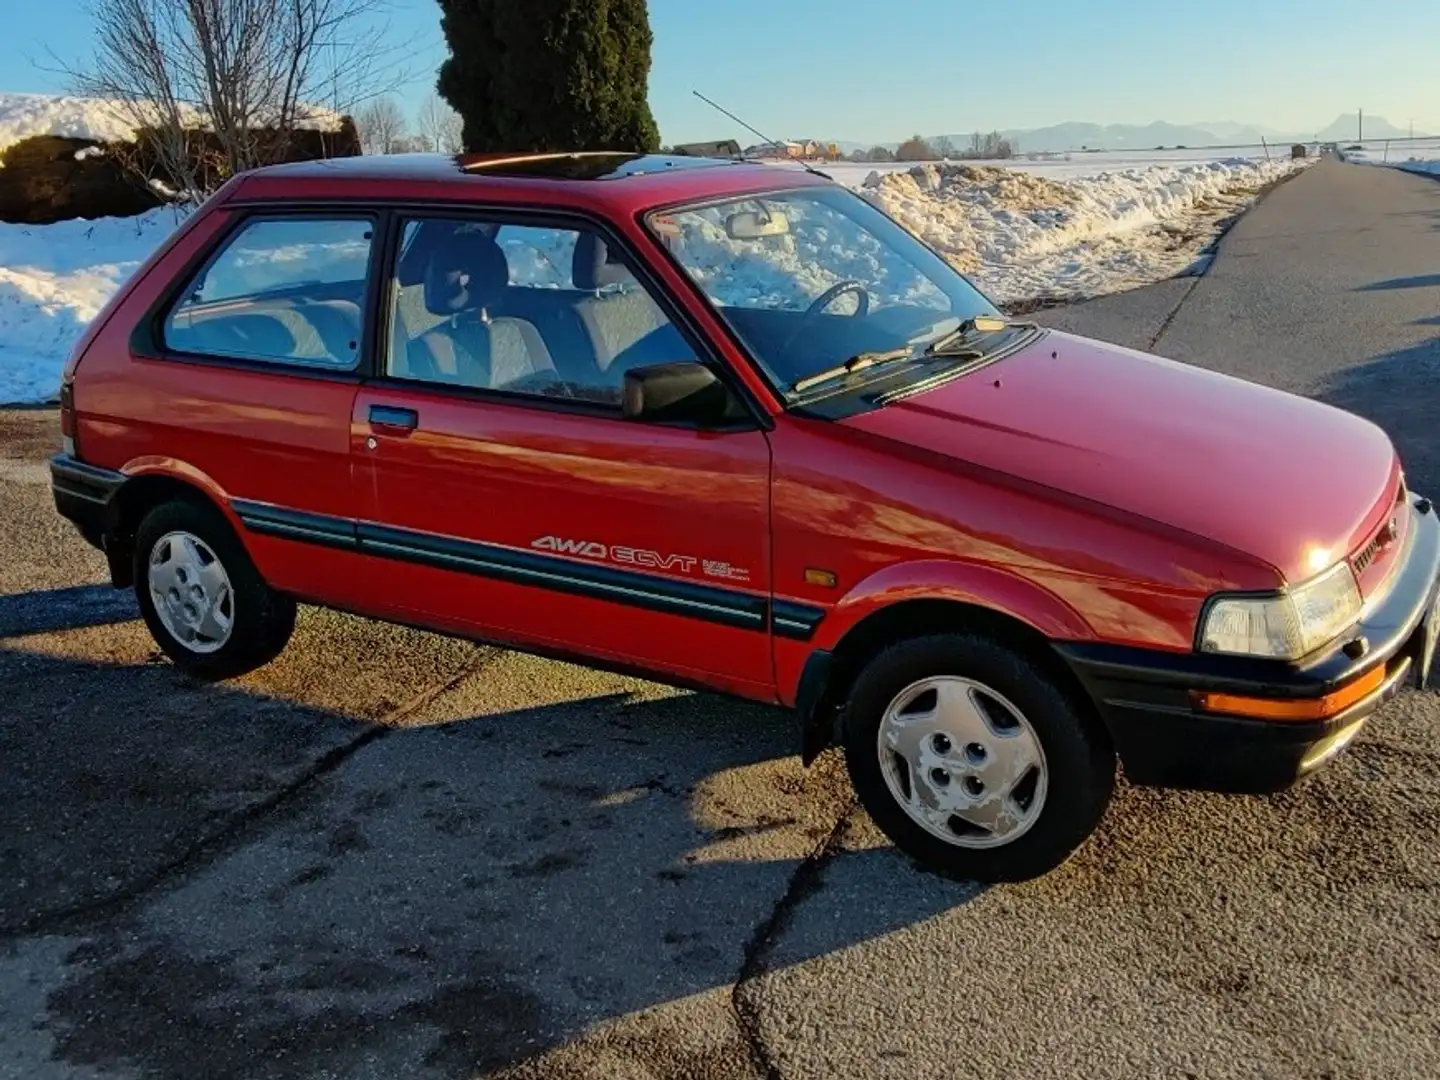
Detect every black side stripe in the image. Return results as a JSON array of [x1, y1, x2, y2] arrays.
[[356, 522, 768, 631], [232, 499, 786, 633], [771, 600, 826, 642], [233, 501, 359, 551]]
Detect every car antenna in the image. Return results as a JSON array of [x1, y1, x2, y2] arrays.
[[691, 90, 831, 180]]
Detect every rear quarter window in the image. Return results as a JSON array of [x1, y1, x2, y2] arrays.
[[162, 216, 375, 370]]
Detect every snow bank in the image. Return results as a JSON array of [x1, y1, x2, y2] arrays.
[[0, 210, 183, 403], [863, 157, 1309, 302], [0, 91, 344, 160]]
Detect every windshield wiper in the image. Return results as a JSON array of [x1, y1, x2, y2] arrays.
[[791, 346, 914, 394], [924, 313, 1033, 357], [790, 333, 992, 395]]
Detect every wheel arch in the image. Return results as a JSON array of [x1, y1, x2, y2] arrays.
[[105, 464, 236, 587], [798, 594, 1102, 767]]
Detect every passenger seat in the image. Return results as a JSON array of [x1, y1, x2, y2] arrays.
[[408, 235, 556, 389]]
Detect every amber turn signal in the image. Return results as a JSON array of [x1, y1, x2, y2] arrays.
[[1193, 663, 1387, 721]]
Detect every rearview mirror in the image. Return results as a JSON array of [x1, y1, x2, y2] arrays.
[[623, 362, 732, 425], [725, 209, 790, 240]]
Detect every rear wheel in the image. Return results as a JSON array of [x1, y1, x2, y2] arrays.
[[841, 633, 1115, 881], [133, 500, 295, 680]]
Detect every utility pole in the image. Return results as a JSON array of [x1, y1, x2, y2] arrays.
[[1358, 107, 1363, 142], [1410, 118, 1415, 140]]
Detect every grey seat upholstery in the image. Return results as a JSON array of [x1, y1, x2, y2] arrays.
[[407, 233, 555, 389], [570, 234, 685, 382]]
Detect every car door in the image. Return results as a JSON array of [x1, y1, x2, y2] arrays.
[[351, 213, 775, 698]]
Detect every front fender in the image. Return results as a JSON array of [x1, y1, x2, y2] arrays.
[[786, 560, 1097, 766], [811, 558, 1096, 653]]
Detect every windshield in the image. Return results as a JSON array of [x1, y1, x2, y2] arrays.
[[645, 185, 1001, 396]]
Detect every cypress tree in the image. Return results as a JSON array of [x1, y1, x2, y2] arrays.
[[436, 0, 661, 154]]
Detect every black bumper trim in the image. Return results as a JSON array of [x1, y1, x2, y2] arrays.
[[51, 454, 125, 507], [50, 454, 125, 549], [1056, 496, 1440, 793]]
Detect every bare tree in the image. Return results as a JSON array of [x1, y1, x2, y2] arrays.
[[357, 97, 408, 154], [65, 0, 409, 198], [416, 93, 463, 154], [933, 135, 955, 160], [895, 134, 936, 162]]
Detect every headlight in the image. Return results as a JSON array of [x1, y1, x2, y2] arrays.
[[1199, 562, 1362, 660]]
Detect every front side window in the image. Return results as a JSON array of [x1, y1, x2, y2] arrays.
[[646, 186, 1001, 397], [164, 217, 374, 369], [385, 216, 699, 409]]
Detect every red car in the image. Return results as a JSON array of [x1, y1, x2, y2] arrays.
[[51, 152, 1440, 880]]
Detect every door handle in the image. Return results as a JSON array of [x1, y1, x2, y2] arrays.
[[369, 405, 418, 433]]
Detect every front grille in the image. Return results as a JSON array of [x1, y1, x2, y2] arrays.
[[1353, 532, 1385, 575], [1351, 479, 1407, 576]]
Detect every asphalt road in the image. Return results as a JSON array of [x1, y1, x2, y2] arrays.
[[3, 158, 1440, 1079]]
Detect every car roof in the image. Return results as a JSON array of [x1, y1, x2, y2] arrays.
[[227, 151, 832, 214]]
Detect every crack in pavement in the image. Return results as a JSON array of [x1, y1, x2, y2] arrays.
[[1147, 276, 1201, 352], [730, 792, 858, 1080], [0, 648, 501, 944]]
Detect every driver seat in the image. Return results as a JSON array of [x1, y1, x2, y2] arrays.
[[570, 234, 681, 382]]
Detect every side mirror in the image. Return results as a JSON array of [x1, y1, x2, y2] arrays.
[[725, 209, 790, 240], [622, 362, 732, 425]]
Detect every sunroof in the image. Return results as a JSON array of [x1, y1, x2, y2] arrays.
[[459, 152, 738, 180]]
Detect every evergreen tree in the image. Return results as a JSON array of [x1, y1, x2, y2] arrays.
[[436, 0, 660, 153]]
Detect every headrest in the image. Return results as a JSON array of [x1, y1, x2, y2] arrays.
[[572, 232, 632, 292], [423, 235, 509, 317]]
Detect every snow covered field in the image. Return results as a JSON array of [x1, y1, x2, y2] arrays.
[[1339, 139, 1440, 179], [0, 90, 1312, 404], [778, 144, 1308, 185]]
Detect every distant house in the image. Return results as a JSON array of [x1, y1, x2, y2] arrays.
[[741, 139, 836, 161]]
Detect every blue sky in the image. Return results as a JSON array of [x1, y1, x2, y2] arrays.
[[5, 0, 1438, 143]]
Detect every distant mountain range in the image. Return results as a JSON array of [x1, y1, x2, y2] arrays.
[[830, 114, 1428, 155]]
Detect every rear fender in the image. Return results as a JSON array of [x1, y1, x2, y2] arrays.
[[105, 458, 238, 586]]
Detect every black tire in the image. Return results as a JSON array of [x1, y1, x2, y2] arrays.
[[132, 499, 296, 680], [840, 633, 1115, 882]]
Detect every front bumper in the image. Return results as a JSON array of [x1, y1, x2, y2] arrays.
[[1056, 494, 1440, 794]]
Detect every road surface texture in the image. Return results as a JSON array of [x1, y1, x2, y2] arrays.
[[2, 158, 1439, 1079]]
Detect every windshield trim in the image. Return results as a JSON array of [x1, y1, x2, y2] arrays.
[[638, 184, 1004, 411]]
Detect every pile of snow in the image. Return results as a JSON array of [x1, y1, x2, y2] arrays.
[[0, 210, 182, 403], [863, 157, 1308, 301], [0, 91, 344, 160]]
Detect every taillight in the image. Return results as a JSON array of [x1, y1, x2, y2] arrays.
[[59, 381, 77, 459]]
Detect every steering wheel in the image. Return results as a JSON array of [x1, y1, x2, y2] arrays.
[[804, 280, 870, 321], [778, 280, 870, 357]]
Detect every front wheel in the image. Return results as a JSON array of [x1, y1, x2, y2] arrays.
[[841, 633, 1115, 882], [133, 499, 296, 680]]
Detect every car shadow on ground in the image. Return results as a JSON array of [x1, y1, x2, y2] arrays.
[[1355, 272, 1440, 292], [0, 623, 975, 1079], [0, 584, 139, 637], [1316, 335, 1440, 495]]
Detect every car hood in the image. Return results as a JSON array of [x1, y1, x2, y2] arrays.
[[840, 330, 1399, 584]]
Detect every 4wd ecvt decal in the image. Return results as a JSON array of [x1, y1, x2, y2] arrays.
[[531, 535, 751, 583]]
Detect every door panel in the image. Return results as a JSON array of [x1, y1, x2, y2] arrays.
[[351, 387, 774, 695]]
